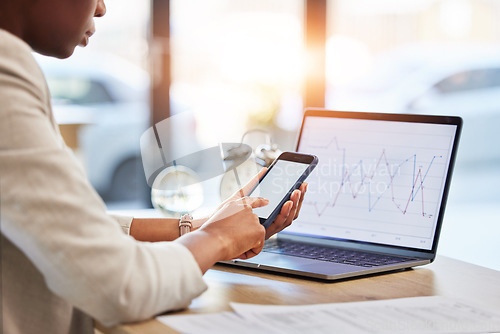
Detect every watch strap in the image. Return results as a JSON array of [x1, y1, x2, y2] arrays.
[[179, 214, 193, 236]]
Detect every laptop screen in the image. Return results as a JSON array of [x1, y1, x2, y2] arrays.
[[290, 110, 461, 251]]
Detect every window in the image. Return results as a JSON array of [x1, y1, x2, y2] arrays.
[[170, 0, 305, 149], [325, 0, 500, 270]]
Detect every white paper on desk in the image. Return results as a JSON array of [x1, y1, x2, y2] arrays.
[[231, 296, 500, 334], [157, 311, 285, 334], [157, 296, 500, 334]]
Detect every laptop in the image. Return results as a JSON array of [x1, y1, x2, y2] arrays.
[[223, 109, 462, 280]]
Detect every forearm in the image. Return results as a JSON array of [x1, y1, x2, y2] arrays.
[[175, 230, 226, 274], [129, 217, 207, 242]]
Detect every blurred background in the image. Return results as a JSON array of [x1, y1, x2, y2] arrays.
[[35, 0, 499, 270]]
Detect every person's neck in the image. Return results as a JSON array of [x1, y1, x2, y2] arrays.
[[0, 4, 25, 41]]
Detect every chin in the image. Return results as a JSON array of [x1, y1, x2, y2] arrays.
[[52, 47, 77, 60], [33, 45, 77, 60], [57, 50, 76, 59]]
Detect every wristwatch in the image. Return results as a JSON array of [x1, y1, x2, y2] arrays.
[[179, 214, 194, 236]]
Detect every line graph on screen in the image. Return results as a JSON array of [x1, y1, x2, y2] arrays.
[[304, 136, 443, 219], [292, 117, 456, 247]]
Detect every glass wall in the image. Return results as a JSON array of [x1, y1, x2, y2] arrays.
[[325, 0, 500, 269], [169, 0, 305, 213], [170, 0, 305, 149]]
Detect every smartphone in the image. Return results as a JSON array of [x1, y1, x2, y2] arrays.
[[248, 152, 318, 229]]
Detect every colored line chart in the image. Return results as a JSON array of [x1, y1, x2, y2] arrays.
[[291, 116, 457, 250], [306, 136, 442, 218]]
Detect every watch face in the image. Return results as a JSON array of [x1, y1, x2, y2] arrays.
[[219, 159, 261, 201]]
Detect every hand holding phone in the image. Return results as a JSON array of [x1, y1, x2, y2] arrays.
[[248, 152, 318, 229]]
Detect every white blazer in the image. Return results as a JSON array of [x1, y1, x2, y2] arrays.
[[0, 29, 206, 334]]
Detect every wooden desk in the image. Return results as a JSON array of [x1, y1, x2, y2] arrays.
[[98, 256, 500, 334]]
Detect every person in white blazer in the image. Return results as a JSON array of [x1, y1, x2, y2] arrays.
[[0, 1, 307, 333]]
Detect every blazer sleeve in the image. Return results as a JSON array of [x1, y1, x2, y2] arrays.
[[0, 30, 207, 326]]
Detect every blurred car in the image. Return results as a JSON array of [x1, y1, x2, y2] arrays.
[[34, 51, 199, 205], [327, 43, 500, 165]]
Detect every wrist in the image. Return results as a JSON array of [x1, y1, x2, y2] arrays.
[[178, 216, 208, 237], [191, 217, 207, 231], [176, 229, 226, 273]]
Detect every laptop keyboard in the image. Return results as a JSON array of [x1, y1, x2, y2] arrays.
[[263, 239, 414, 268]]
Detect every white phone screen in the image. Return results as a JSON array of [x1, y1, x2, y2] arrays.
[[251, 159, 309, 219]]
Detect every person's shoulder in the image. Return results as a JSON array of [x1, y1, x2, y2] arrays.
[[0, 29, 34, 63], [0, 29, 45, 82], [0, 29, 49, 107], [0, 29, 32, 52]]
